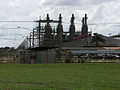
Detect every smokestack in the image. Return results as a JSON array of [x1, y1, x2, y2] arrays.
[[85, 14, 87, 25], [71, 14, 75, 24], [59, 14, 62, 24], [82, 17, 85, 25], [46, 14, 50, 21]]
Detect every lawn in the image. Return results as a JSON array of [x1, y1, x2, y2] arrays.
[[0, 63, 120, 90]]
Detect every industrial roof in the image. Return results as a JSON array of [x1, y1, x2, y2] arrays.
[[62, 46, 120, 50]]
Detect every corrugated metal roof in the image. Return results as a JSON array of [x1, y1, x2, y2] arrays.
[[103, 47, 120, 50], [62, 47, 120, 50]]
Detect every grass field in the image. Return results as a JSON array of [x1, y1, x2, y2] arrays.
[[0, 63, 120, 90]]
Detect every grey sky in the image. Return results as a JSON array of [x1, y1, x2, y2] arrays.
[[0, 0, 120, 47], [42, 0, 115, 6]]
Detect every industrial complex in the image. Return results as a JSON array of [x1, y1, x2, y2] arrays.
[[17, 14, 120, 64]]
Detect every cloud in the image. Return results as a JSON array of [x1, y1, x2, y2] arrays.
[[9, 0, 21, 7], [42, 0, 115, 6], [0, 0, 120, 47]]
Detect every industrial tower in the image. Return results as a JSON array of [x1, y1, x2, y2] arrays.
[[81, 14, 88, 35]]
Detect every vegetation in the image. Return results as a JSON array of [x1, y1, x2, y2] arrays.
[[91, 33, 105, 46], [0, 47, 16, 63], [65, 51, 72, 63], [0, 63, 120, 90]]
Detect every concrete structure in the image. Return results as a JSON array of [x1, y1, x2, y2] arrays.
[[17, 50, 31, 64], [35, 49, 56, 63], [17, 47, 56, 64]]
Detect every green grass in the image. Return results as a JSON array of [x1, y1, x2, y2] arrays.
[[0, 63, 120, 90]]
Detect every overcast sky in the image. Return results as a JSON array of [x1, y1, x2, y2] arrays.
[[0, 0, 120, 47]]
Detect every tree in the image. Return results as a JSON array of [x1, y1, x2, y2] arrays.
[[91, 33, 105, 46]]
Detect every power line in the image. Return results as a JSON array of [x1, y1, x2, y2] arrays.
[[0, 28, 19, 29], [63, 21, 120, 25], [0, 20, 120, 26], [0, 20, 120, 25], [88, 23, 120, 25], [0, 21, 35, 22], [0, 27, 32, 31]]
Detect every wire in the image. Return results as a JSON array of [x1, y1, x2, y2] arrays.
[[0, 20, 120, 26], [0, 27, 32, 31], [0, 28, 19, 29], [0, 38, 19, 40], [88, 23, 120, 25], [0, 21, 35, 22], [63, 21, 120, 25]]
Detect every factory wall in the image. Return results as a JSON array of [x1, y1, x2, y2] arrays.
[[17, 49, 56, 64], [17, 50, 31, 64], [36, 49, 56, 63]]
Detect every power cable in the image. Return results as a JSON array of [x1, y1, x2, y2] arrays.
[[0, 20, 120, 26], [0, 21, 34, 22]]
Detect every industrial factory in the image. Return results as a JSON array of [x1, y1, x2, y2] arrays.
[[17, 14, 120, 63]]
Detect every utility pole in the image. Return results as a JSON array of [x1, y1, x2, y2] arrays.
[[32, 28, 35, 48], [29, 32, 32, 48], [38, 18, 41, 47]]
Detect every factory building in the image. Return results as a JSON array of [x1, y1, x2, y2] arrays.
[[17, 14, 120, 63]]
